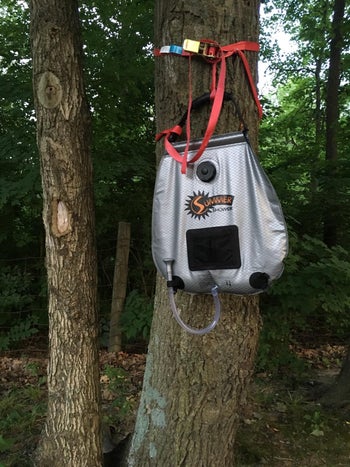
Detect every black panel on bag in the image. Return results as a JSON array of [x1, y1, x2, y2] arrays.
[[186, 226, 241, 271]]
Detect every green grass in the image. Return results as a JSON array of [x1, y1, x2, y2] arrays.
[[1, 356, 350, 466], [0, 385, 46, 466], [235, 376, 350, 466]]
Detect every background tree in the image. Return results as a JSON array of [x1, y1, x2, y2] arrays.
[[323, 0, 346, 247], [79, 0, 156, 299], [0, 1, 349, 457], [318, 0, 350, 409], [256, 0, 350, 385], [0, 0, 155, 349], [128, 1, 262, 465], [30, 0, 102, 464], [260, 0, 350, 247]]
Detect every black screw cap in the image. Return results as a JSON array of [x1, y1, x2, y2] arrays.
[[197, 161, 216, 182], [249, 272, 270, 290]]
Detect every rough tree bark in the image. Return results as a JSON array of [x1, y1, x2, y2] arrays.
[[30, 0, 102, 465], [128, 1, 261, 466]]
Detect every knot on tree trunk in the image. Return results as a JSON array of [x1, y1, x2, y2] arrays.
[[37, 71, 63, 109]]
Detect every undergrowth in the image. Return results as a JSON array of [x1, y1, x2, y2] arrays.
[[235, 375, 350, 466], [0, 383, 46, 466], [0, 348, 349, 465]]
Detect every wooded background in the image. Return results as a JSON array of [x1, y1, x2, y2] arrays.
[[1, 0, 349, 465], [1, 0, 349, 366]]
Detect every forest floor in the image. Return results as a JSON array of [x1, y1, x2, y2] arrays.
[[0, 337, 349, 466]]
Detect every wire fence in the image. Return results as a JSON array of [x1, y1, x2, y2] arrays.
[[0, 225, 155, 356], [0, 241, 122, 333]]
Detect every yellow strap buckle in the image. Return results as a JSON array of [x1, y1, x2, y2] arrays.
[[183, 39, 220, 58]]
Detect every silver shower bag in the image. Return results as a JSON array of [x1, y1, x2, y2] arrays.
[[152, 131, 288, 295]]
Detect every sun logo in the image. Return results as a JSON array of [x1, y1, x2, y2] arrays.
[[185, 191, 211, 219], [185, 191, 234, 219]]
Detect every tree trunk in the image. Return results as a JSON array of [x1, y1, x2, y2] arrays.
[[323, 0, 345, 247], [319, 0, 350, 417], [320, 346, 350, 413], [128, 1, 261, 466], [109, 221, 131, 353], [30, 1, 102, 465]]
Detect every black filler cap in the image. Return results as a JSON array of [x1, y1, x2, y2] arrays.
[[249, 272, 270, 290], [197, 161, 216, 182]]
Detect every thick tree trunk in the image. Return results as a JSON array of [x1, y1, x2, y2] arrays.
[[130, 283, 260, 466], [30, 0, 102, 465], [128, 1, 261, 466]]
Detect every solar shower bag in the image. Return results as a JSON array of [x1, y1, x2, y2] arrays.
[[152, 131, 288, 295]]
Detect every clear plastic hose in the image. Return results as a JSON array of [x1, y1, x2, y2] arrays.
[[164, 259, 221, 335], [168, 285, 221, 335]]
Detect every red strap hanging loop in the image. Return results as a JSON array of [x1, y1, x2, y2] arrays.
[[155, 40, 262, 173]]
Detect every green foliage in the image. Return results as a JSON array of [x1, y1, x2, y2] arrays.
[[0, 1, 41, 252], [120, 290, 153, 341], [0, 263, 41, 350], [0, 0, 348, 379], [0, 265, 34, 317], [25, 362, 47, 386], [304, 410, 326, 437], [260, 0, 350, 251], [0, 0, 156, 343], [0, 435, 14, 453], [0, 1, 46, 342], [102, 366, 133, 421], [268, 233, 350, 331], [0, 386, 46, 465], [235, 376, 350, 465], [260, 78, 350, 245], [261, 0, 333, 83], [257, 232, 350, 373], [80, 0, 155, 238], [80, 0, 156, 318], [0, 315, 39, 351], [256, 315, 306, 376]]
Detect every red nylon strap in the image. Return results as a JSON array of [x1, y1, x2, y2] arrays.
[[155, 125, 182, 142], [156, 40, 261, 173], [222, 41, 263, 119], [165, 50, 226, 173], [181, 56, 192, 173]]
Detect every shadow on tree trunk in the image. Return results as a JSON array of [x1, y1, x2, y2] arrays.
[[318, 345, 350, 415]]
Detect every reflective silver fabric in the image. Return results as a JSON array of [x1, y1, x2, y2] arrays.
[[152, 132, 288, 294]]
